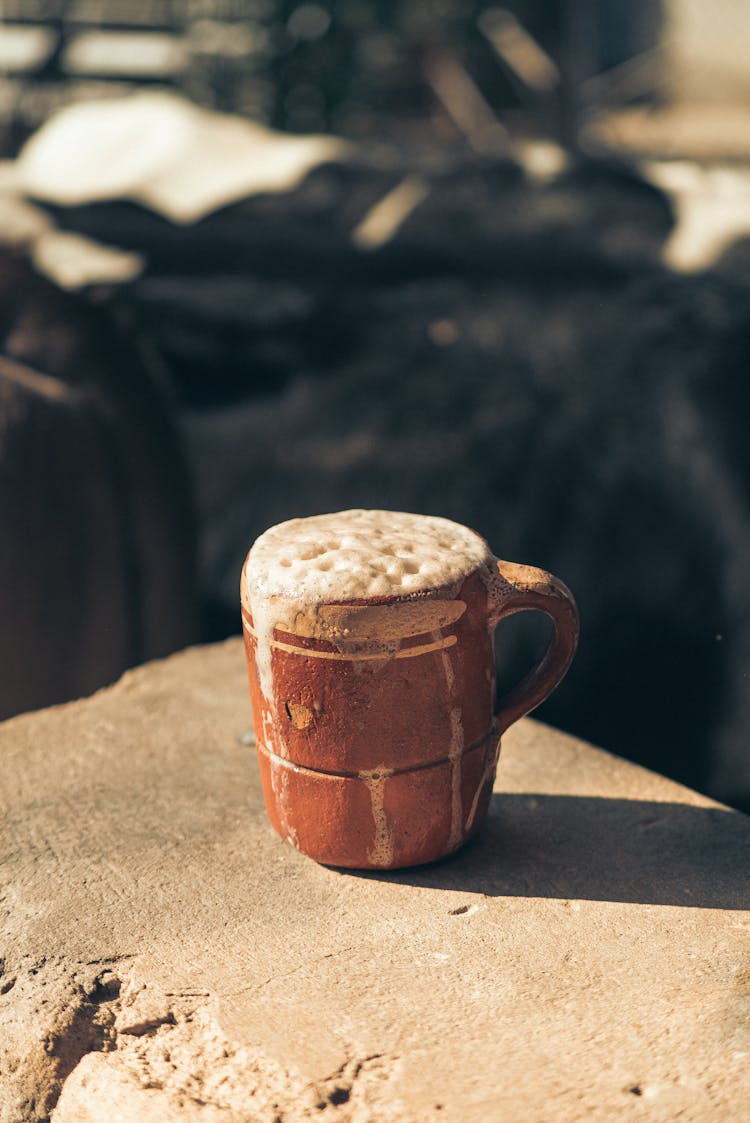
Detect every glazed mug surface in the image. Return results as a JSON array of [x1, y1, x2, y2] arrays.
[[240, 510, 578, 870]]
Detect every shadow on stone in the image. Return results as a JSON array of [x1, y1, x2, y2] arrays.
[[354, 794, 750, 910]]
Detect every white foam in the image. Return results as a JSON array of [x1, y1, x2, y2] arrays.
[[245, 509, 491, 603], [243, 509, 492, 705]]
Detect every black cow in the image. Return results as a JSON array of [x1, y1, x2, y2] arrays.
[[0, 250, 197, 720]]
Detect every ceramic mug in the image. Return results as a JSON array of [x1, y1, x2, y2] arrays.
[[240, 513, 578, 870]]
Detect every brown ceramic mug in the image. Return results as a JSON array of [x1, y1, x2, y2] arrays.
[[240, 510, 578, 870]]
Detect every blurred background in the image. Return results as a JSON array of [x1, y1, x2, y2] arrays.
[[2, 1, 750, 811]]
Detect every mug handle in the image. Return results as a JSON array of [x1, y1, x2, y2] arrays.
[[489, 560, 579, 735]]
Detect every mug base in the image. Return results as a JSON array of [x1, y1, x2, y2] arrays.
[[255, 734, 500, 870]]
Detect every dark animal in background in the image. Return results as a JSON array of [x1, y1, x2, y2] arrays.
[[11, 153, 750, 815], [128, 155, 750, 811], [0, 250, 197, 721], [180, 261, 750, 811]]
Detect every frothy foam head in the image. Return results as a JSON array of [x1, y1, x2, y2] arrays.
[[244, 509, 492, 604]]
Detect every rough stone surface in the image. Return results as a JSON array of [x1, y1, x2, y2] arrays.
[[1, 639, 749, 1122]]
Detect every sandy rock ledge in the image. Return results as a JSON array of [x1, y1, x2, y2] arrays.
[[1, 639, 749, 1122]]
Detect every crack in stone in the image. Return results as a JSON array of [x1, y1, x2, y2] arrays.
[[117, 1010, 177, 1037], [49, 1013, 402, 1123], [238, 946, 359, 995], [27, 969, 123, 1121], [313, 1052, 396, 1116]]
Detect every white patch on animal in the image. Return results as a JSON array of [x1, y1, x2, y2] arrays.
[[32, 229, 145, 290], [644, 160, 750, 272], [515, 140, 570, 183], [16, 91, 348, 224], [352, 175, 430, 250]]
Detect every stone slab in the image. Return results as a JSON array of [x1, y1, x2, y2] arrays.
[[1, 639, 748, 1122]]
